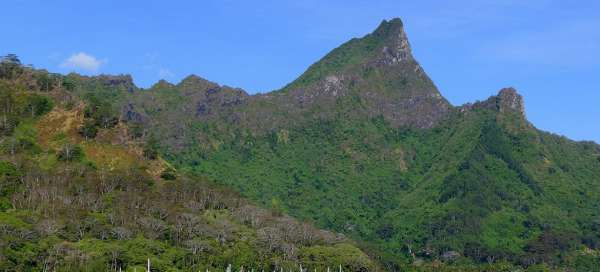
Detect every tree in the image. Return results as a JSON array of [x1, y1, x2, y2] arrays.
[[79, 119, 98, 139], [57, 144, 84, 161], [26, 94, 53, 117], [143, 134, 160, 160], [84, 98, 118, 129], [62, 77, 76, 91], [0, 54, 23, 79], [257, 227, 283, 252], [2, 54, 20, 64], [160, 168, 177, 180], [0, 83, 16, 134], [35, 73, 56, 92]]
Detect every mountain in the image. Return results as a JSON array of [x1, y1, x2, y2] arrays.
[[2, 17, 600, 271], [123, 19, 450, 138], [0, 58, 376, 270]]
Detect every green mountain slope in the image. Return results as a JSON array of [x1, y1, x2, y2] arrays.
[[115, 19, 600, 270], [2, 17, 600, 271], [150, 87, 600, 270], [0, 58, 376, 271]]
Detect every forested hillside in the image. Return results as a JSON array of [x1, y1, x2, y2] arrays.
[[0, 55, 376, 271], [117, 19, 600, 271], [2, 18, 600, 272]]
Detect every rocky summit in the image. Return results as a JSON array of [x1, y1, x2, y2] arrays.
[[125, 19, 452, 136]]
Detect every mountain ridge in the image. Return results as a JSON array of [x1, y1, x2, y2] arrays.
[[3, 17, 599, 271], [0, 58, 379, 271], [113, 18, 535, 133], [121, 17, 452, 133]]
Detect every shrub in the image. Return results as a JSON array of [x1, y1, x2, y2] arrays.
[[79, 119, 98, 139], [129, 124, 145, 139], [35, 73, 56, 91], [57, 144, 84, 161], [62, 78, 76, 91], [143, 135, 160, 160], [160, 168, 176, 180], [26, 94, 53, 117], [84, 100, 118, 129]]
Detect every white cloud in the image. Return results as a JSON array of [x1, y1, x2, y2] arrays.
[[61, 52, 104, 72], [158, 68, 174, 79]]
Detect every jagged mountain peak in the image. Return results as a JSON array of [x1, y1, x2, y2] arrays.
[[282, 17, 419, 91], [459, 87, 529, 130], [372, 18, 413, 64], [469, 87, 526, 117], [371, 18, 408, 47], [375, 18, 404, 33], [274, 17, 451, 129], [496, 87, 525, 115]]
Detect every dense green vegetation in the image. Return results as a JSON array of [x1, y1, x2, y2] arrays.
[[2, 18, 600, 271], [0, 56, 376, 271], [110, 20, 600, 271], [162, 105, 600, 270]]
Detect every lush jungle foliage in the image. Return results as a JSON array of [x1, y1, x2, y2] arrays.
[[161, 105, 600, 271], [0, 56, 376, 271], [1, 18, 599, 272]]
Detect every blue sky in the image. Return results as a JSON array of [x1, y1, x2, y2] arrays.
[[1, 0, 599, 143]]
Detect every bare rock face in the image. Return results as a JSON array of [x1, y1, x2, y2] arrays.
[[263, 18, 452, 130], [194, 86, 247, 118], [323, 75, 344, 97], [466, 87, 527, 118], [96, 74, 137, 92], [359, 19, 451, 128], [497, 87, 525, 116], [96, 74, 134, 86], [121, 102, 146, 123], [373, 18, 414, 66], [126, 18, 454, 135]]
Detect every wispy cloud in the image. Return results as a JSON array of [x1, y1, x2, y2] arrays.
[[61, 52, 105, 72]]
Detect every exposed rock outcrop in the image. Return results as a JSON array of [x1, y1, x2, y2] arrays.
[[125, 18, 454, 134], [468, 87, 527, 118], [373, 18, 414, 66], [497, 87, 525, 115]]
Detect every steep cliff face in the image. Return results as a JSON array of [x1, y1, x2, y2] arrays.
[[496, 87, 526, 115]]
